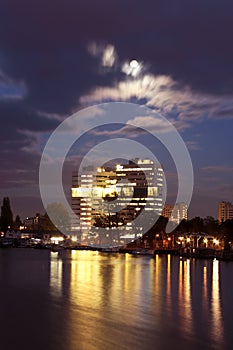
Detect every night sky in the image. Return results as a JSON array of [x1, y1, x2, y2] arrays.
[[0, 0, 233, 220]]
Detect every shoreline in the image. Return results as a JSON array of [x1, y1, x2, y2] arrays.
[[1, 242, 233, 262]]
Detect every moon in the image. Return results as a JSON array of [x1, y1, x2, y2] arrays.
[[129, 59, 139, 68]]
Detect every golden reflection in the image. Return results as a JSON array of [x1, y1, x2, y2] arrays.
[[179, 259, 183, 298], [178, 259, 193, 336], [165, 254, 172, 324], [67, 252, 163, 350], [47, 250, 227, 350], [149, 258, 155, 293], [211, 259, 223, 345], [50, 252, 63, 297], [202, 266, 208, 312], [152, 254, 164, 326], [155, 254, 160, 295], [123, 253, 129, 292], [109, 253, 130, 308], [184, 259, 192, 329], [70, 250, 101, 309], [167, 254, 171, 296]]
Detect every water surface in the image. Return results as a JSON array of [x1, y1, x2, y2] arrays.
[[0, 249, 232, 350]]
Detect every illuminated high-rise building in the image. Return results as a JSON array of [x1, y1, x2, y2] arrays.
[[115, 158, 163, 217], [71, 159, 164, 244], [71, 167, 117, 242]]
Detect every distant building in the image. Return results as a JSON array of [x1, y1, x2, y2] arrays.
[[162, 202, 188, 224], [218, 201, 233, 222], [23, 213, 59, 235], [23, 213, 41, 231], [162, 204, 174, 219]]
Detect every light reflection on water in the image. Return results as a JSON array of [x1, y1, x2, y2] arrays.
[[50, 252, 63, 297], [211, 259, 223, 345], [0, 249, 232, 350]]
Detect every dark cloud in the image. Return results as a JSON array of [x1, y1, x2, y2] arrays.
[[0, 100, 59, 176], [0, 0, 232, 106], [0, 0, 233, 218], [0, 101, 59, 133]]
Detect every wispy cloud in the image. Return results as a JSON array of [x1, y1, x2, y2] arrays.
[[127, 115, 175, 133], [17, 129, 40, 153], [36, 110, 66, 122], [201, 165, 233, 173], [88, 42, 117, 68], [102, 45, 117, 67], [81, 43, 233, 133], [185, 141, 201, 151], [89, 113, 177, 138], [81, 74, 230, 130], [80, 73, 174, 104], [0, 69, 27, 100]]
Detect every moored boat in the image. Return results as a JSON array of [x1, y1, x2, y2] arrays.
[[131, 248, 155, 255]]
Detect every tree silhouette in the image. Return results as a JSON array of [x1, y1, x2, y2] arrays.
[[46, 202, 70, 235], [13, 215, 22, 230], [1, 197, 13, 233]]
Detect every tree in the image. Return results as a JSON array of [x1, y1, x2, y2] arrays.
[[1, 197, 13, 233], [174, 219, 190, 234], [203, 216, 219, 235], [220, 219, 233, 241], [103, 191, 118, 228], [46, 202, 70, 235], [92, 213, 109, 228], [142, 215, 169, 246], [189, 217, 204, 233], [13, 215, 22, 230]]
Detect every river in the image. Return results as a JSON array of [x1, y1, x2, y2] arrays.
[[0, 248, 232, 350]]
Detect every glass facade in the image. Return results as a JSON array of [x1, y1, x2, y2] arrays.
[[71, 159, 164, 244]]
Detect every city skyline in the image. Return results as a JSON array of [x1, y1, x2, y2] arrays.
[[0, 1, 233, 220]]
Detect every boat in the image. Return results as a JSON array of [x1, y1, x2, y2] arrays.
[[100, 246, 119, 253], [131, 248, 155, 255]]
